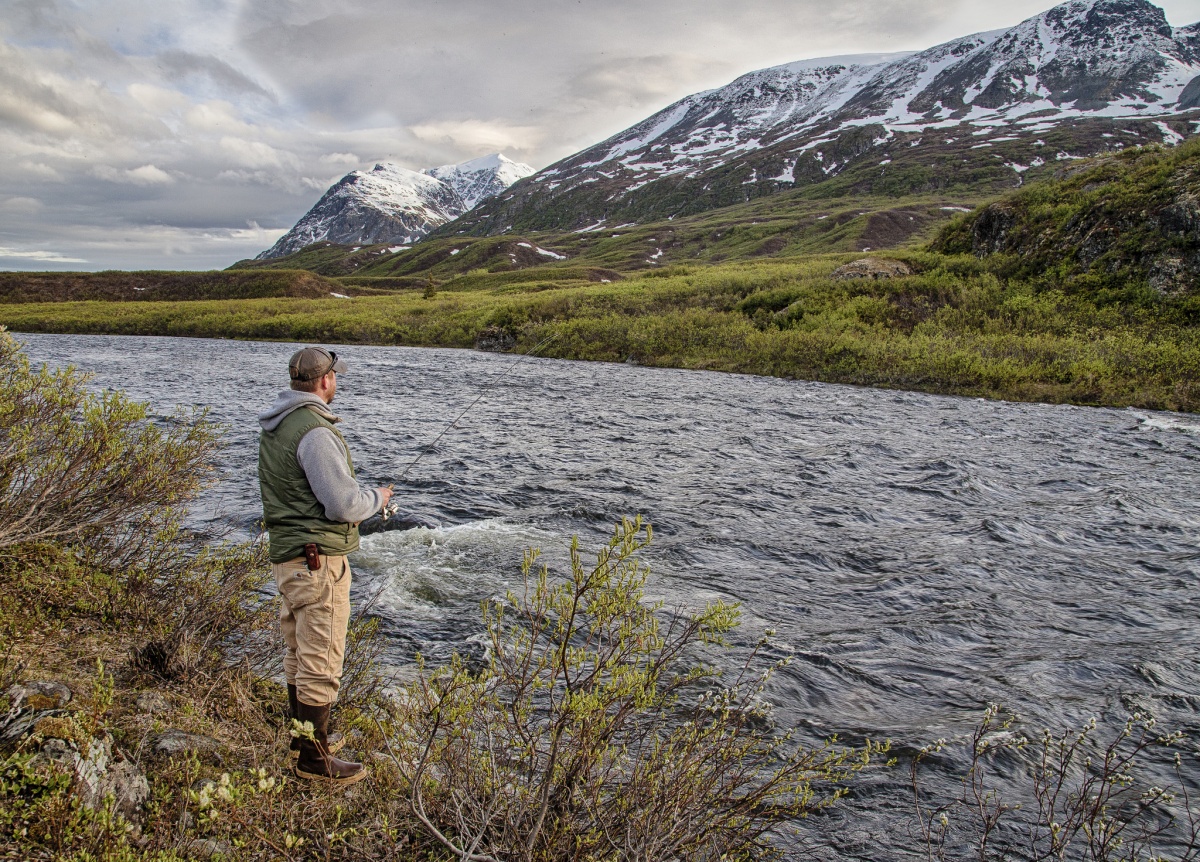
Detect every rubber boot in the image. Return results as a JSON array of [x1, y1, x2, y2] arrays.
[[288, 684, 344, 759], [293, 700, 368, 785]]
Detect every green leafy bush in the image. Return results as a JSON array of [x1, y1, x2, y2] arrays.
[[0, 327, 218, 568], [0, 327, 274, 679], [385, 517, 882, 861]]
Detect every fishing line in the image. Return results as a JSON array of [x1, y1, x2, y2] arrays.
[[382, 333, 559, 518]]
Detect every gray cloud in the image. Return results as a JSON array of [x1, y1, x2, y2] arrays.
[[0, 0, 1198, 270], [154, 50, 275, 100], [232, 0, 960, 153]]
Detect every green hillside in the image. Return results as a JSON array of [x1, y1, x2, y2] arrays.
[[230, 191, 989, 280], [934, 136, 1200, 298]]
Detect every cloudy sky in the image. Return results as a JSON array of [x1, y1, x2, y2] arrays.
[[3, 0, 1199, 271]]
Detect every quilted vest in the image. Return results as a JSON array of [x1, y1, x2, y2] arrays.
[[258, 406, 360, 563]]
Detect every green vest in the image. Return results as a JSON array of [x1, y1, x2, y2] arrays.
[[258, 406, 360, 563]]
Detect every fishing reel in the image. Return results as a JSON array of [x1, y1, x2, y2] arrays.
[[381, 483, 399, 522]]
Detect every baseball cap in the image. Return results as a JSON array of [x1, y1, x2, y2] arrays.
[[289, 346, 348, 381]]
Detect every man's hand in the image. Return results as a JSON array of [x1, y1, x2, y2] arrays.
[[377, 486, 394, 510]]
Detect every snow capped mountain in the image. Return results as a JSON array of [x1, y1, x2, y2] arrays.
[[581, 0, 1198, 169], [452, 0, 1200, 237], [900, 0, 1194, 116], [425, 153, 534, 210], [556, 52, 915, 178], [257, 154, 533, 259]]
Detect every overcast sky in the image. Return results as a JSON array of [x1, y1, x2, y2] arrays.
[[2, 0, 1198, 271]]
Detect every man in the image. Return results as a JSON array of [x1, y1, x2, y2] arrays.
[[257, 346, 393, 785]]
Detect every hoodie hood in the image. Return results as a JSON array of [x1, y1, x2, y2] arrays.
[[258, 390, 339, 432]]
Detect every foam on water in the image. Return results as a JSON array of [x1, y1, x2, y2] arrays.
[[1131, 408, 1200, 435], [354, 519, 562, 619]]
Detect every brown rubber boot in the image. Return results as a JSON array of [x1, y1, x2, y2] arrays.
[[293, 700, 368, 785], [287, 684, 344, 759]]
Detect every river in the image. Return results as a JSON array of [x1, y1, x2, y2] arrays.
[[15, 331, 1200, 858]]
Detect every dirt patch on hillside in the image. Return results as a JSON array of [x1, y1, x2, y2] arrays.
[[751, 236, 789, 256], [858, 209, 936, 249]]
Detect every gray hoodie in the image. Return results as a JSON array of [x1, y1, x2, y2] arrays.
[[258, 390, 384, 524]]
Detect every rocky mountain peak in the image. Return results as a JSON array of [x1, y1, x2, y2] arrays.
[[425, 153, 534, 210], [256, 153, 533, 260], [1042, 0, 1173, 42]]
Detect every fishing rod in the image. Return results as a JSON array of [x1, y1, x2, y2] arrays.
[[381, 332, 559, 520]]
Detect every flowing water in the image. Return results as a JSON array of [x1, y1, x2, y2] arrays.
[[16, 332, 1200, 858]]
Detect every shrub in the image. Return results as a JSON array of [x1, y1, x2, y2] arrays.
[[0, 327, 219, 570], [384, 517, 882, 861], [910, 705, 1200, 862], [130, 539, 275, 679], [0, 327, 274, 679]]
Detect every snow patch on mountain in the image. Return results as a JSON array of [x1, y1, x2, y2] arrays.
[[425, 153, 534, 210], [347, 165, 458, 219]]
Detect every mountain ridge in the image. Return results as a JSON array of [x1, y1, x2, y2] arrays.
[[442, 0, 1200, 238]]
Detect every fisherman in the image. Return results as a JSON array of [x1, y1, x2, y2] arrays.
[[257, 346, 393, 785]]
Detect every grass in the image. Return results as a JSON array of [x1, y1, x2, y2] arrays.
[[0, 538, 407, 861], [5, 252, 1199, 411]]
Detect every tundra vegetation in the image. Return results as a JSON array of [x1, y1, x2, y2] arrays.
[[5, 249, 1199, 411], [0, 270, 341, 304], [2, 327, 1198, 861], [4, 141, 1200, 413]]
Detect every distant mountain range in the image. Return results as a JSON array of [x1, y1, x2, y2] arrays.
[[446, 0, 1200, 236], [256, 154, 532, 260]]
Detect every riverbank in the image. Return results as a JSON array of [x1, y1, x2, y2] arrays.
[[3, 252, 1199, 412]]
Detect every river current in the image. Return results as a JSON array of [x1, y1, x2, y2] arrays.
[[16, 332, 1200, 858]]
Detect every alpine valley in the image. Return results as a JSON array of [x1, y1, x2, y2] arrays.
[[245, 0, 1200, 274]]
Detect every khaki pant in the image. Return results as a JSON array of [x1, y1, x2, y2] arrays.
[[273, 554, 352, 706]]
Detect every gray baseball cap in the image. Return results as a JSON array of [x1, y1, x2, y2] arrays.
[[289, 346, 348, 381]]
